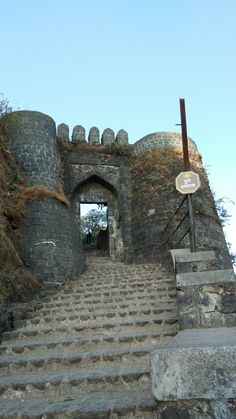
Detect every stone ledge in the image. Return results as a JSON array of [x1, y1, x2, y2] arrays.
[[175, 250, 216, 264], [169, 248, 190, 268], [176, 269, 235, 287], [151, 327, 236, 401]]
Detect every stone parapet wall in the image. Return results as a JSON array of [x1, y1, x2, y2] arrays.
[[57, 123, 129, 145]]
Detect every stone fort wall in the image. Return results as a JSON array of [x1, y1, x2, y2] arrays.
[[1, 110, 232, 282]]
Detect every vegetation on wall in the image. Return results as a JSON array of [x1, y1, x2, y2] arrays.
[[59, 138, 132, 157], [0, 93, 12, 117], [130, 147, 216, 218]]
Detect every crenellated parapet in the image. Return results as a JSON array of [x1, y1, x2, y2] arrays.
[[57, 123, 129, 145]]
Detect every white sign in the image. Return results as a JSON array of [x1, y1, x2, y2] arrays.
[[175, 171, 201, 194]]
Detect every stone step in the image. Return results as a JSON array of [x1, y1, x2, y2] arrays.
[[42, 290, 177, 305], [60, 286, 175, 298], [69, 274, 173, 284], [59, 280, 176, 295], [14, 307, 178, 330], [0, 256, 177, 418], [23, 305, 177, 323], [0, 389, 157, 418], [0, 363, 150, 400], [0, 330, 175, 356], [0, 344, 157, 376], [2, 316, 179, 342], [35, 299, 177, 314]]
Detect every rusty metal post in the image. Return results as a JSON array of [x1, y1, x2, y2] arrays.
[[180, 98, 190, 171], [179, 98, 196, 252]]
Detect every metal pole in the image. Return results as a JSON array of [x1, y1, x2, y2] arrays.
[[179, 98, 196, 252], [180, 98, 190, 171]]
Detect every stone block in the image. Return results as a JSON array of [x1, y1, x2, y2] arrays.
[[57, 123, 69, 141], [176, 270, 236, 328], [175, 251, 216, 264], [88, 126, 100, 144], [176, 269, 235, 288], [72, 125, 86, 143], [175, 250, 218, 274], [101, 128, 115, 145], [116, 129, 128, 145], [151, 327, 236, 401], [169, 249, 190, 269]]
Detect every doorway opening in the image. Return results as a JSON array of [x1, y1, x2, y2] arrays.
[[80, 203, 108, 252]]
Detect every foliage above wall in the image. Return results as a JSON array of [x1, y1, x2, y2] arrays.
[[59, 138, 132, 156], [130, 147, 218, 220]]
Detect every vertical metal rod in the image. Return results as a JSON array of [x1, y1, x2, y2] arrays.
[[179, 98, 196, 252], [180, 98, 190, 171]]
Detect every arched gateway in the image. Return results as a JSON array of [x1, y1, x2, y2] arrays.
[[72, 175, 123, 259]]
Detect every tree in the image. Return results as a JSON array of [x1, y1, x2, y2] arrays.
[[80, 207, 107, 241], [0, 93, 12, 118]]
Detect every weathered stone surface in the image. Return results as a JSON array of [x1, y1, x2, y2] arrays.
[[175, 250, 218, 273], [72, 125, 86, 143], [220, 291, 236, 313], [57, 123, 69, 141], [116, 129, 129, 145], [169, 249, 190, 268], [156, 399, 236, 419], [177, 282, 236, 329], [175, 251, 216, 264], [151, 327, 236, 401], [101, 128, 115, 144], [88, 126, 100, 144], [176, 269, 235, 287], [4, 111, 60, 190], [21, 198, 84, 283]]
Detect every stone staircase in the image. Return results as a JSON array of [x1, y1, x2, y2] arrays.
[[0, 254, 179, 418]]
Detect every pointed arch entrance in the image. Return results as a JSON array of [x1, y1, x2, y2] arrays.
[[72, 175, 124, 259]]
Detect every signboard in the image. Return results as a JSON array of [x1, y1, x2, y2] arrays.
[[175, 171, 201, 194]]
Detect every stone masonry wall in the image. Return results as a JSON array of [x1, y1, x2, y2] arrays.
[[20, 199, 83, 282]]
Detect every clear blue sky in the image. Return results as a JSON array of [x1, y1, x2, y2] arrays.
[[1, 0, 236, 256]]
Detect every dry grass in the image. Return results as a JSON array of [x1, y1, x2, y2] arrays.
[[9, 185, 70, 226]]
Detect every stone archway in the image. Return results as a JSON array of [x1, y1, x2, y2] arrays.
[[72, 175, 124, 259]]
